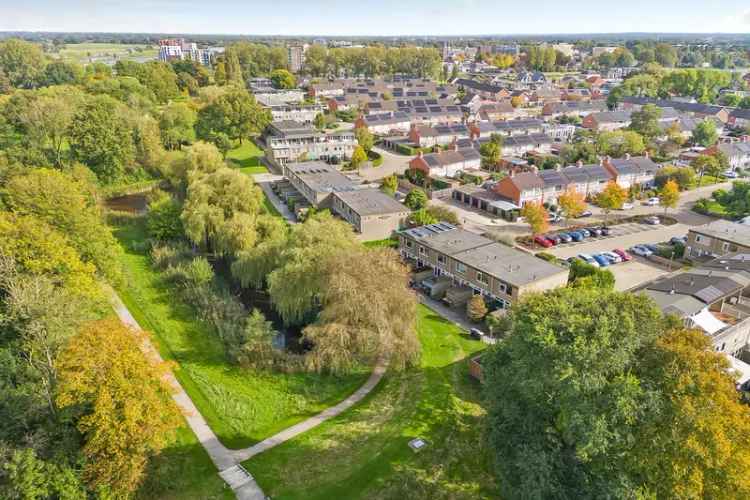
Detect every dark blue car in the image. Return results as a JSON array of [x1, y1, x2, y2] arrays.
[[569, 231, 584, 242], [593, 254, 610, 267]]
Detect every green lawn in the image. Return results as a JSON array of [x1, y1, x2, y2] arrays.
[[244, 305, 497, 499], [112, 218, 368, 449], [227, 141, 268, 175], [54, 42, 158, 64], [363, 237, 399, 249], [137, 427, 232, 500]]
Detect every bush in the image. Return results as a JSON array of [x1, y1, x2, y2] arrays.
[[467, 295, 488, 322], [146, 193, 184, 241], [536, 252, 556, 262], [368, 150, 383, 167], [568, 259, 615, 290]]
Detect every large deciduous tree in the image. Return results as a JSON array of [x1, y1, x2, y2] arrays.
[[159, 101, 197, 150], [196, 87, 270, 144], [0, 39, 46, 89], [520, 201, 549, 236], [56, 319, 181, 497], [68, 95, 136, 182]]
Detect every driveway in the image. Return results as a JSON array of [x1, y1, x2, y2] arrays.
[[357, 146, 410, 182]]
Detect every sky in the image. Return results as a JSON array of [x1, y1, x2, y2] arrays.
[[1, 0, 750, 36]]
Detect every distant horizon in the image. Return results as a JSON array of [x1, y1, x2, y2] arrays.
[[2, 1, 749, 37], [1, 30, 749, 39]]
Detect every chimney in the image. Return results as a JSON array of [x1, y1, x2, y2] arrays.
[[644, 151, 650, 159], [452, 143, 459, 152], [576, 159, 583, 167], [624, 153, 630, 160]]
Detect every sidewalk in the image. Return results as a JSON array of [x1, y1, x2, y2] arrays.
[[419, 293, 475, 332]]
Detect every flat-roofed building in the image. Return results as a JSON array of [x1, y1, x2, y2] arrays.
[[399, 223, 568, 309], [283, 161, 356, 209], [332, 189, 410, 240], [265, 121, 356, 167]]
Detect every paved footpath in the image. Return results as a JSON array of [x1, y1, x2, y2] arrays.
[[107, 286, 386, 499]]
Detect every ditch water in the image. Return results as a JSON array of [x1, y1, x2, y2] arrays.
[[105, 193, 148, 214]]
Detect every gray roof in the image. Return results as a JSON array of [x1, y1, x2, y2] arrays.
[[453, 242, 565, 287], [333, 189, 408, 216], [621, 96, 727, 116], [287, 162, 356, 194], [402, 223, 564, 286], [608, 156, 658, 176], [644, 289, 707, 318], [647, 272, 743, 305], [690, 220, 750, 248]]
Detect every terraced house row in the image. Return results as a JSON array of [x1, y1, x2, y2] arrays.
[[399, 223, 568, 310]]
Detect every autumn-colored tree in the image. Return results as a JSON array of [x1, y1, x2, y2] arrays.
[[467, 295, 488, 322], [596, 181, 628, 224], [659, 179, 680, 215], [557, 187, 586, 222], [628, 328, 750, 499], [349, 145, 368, 169], [520, 202, 549, 236], [56, 319, 181, 497], [691, 154, 722, 186], [380, 174, 398, 195]]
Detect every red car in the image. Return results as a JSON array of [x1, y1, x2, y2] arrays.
[[613, 248, 632, 262], [534, 235, 553, 248]]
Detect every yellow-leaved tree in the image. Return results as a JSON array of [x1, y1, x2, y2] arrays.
[[557, 187, 586, 223], [56, 319, 181, 497], [520, 201, 549, 237]]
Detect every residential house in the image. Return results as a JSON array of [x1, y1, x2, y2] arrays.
[[268, 103, 325, 125], [517, 71, 547, 85], [454, 78, 509, 101], [409, 147, 482, 178], [542, 100, 607, 119], [685, 220, 750, 259], [331, 189, 410, 240], [642, 254, 750, 355], [560, 162, 615, 198], [582, 110, 632, 131], [476, 101, 516, 121], [355, 112, 411, 135], [399, 223, 568, 310], [716, 140, 750, 170], [603, 154, 658, 189], [264, 121, 357, 166], [283, 161, 356, 209], [619, 96, 731, 124], [730, 109, 750, 129], [408, 123, 476, 148]]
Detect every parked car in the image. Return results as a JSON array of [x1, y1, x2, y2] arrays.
[[643, 243, 660, 253], [645, 197, 660, 206], [469, 328, 485, 340], [613, 248, 632, 261], [534, 235, 553, 248], [548, 213, 563, 223], [546, 234, 562, 245], [620, 202, 634, 210], [599, 226, 612, 236], [577, 210, 593, 218], [724, 170, 739, 179], [630, 245, 653, 257], [578, 253, 600, 267], [601, 251, 622, 263], [558, 232, 573, 243], [587, 227, 602, 237], [593, 254, 611, 267], [569, 231, 584, 242], [579, 228, 591, 238], [643, 216, 660, 225], [670, 236, 687, 245]]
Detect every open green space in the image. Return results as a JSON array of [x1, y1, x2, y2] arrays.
[[245, 304, 497, 499], [54, 42, 158, 64], [112, 217, 369, 449], [227, 141, 268, 175], [363, 237, 399, 249], [137, 427, 232, 500]]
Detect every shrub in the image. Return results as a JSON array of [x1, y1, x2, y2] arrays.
[[536, 252, 556, 262], [467, 295, 488, 322]]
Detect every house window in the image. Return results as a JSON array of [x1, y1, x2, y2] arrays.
[[456, 262, 466, 274], [437, 255, 446, 265], [477, 272, 488, 285], [419, 246, 426, 255], [405, 240, 413, 248], [695, 235, 704, 243], [723, 242, 730, 252]]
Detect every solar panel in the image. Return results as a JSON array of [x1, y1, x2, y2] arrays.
[[415, 107, 428, 113]]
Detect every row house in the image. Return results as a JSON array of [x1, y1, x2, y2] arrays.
[[477, 118, 545, 137], [730, 109, 750, 129], [409, 147, 482, 178], [399, 223, 568, 310], [268, 103, 325, 125], [582, 110, 632, 131], [453, 78, 510, 101], [264, 121, 357, 167], [603, 154, 659, 189], [408, 123, 475, 148], [355, 112, 411, 135], [542, 100, 607, 119], [619, 96, 731, 124], [476, 101, 517, 121]]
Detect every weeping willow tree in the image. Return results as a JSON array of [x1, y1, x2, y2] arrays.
[[253, 211, 420, 374], [303, 246, 420, 374], [231, 214, 289, 289], [181, 166, 265, 256]]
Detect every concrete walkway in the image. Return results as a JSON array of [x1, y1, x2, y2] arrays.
[[256, 179, 297, 224], [107, 286, 386, 499]]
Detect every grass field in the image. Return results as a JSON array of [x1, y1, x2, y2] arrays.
[[53, 42, 158, 64], [136, 427, 232, 500], [363, 237, 399, 249], [227, 141, 268, 175], [244, 305, 498, 499], [112, 218, 369, 450]]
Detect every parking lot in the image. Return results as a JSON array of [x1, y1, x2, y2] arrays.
[[545, 222, 689, 260]]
